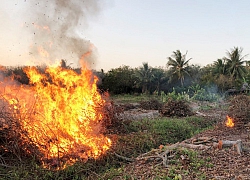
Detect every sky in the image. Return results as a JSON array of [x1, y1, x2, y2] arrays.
[[1, 0, 250, 71]]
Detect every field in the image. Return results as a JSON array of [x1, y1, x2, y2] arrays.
[[0, 93, 249, 180]]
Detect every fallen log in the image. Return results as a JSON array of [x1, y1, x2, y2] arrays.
[[213, 140, 242, 154]]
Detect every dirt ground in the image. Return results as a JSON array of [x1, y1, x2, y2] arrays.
[[115, 100, 250, 179], [192, 123, 250, 179]]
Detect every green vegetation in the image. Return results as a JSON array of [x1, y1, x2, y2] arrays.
[[126, 117, 215, 144], [110, 93, 161, 104], [167, 50, 192, 87], [135, 62, 152, 94]]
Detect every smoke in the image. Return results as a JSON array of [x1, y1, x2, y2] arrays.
[[23, 0, 101, 67]]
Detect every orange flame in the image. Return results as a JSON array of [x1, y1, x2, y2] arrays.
[[226, 115, 234, 127], [0, 63, 111, 168]]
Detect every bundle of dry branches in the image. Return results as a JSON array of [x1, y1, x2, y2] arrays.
[[159, 99, 194, 117], [228, 95, 250, 126], [139, 99, 162, 110], [115, 136, 250, 167], [0, 99, 41, 165]]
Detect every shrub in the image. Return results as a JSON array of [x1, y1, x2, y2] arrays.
[[161, 89, 190, 102], [191, 88, 219, 102]]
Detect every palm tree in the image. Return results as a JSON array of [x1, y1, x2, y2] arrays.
[[213, 58, 227, 77], [135, 62, 152, 94], [167, 50, 192, 86], [151, 67, 168, 95], [245, 60, 250, 68], [224, 47, 247, 79]]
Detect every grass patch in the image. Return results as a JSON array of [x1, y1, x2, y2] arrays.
[[199, 104, 214, 111], [110, 94, 160, 103], [125, 116, 214, 145]]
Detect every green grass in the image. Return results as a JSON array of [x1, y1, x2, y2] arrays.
[[110, 94, 161, 103], [125, 116, 215, 144], [199, 104, 214, 111]]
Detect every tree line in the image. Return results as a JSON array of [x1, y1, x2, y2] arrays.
[[3, 47, 250, 96], [98, 47, 250, 95]]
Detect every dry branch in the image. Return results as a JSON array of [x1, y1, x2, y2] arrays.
[[179, 143, 209, 150], [114, 152, 134, 162], [191, 137, 214, 144], [136, 142, 180, 167], [114, 136, 249, 169]]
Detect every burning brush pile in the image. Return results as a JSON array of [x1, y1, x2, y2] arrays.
[[0, 0, 116, 170], [0, 65, 112, 169]]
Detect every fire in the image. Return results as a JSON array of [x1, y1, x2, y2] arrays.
[[0, 63, 111, 168], [226, 115, 234, 127]]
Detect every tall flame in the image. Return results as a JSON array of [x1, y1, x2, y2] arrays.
[[0, 63, 111, 168], [226, 115, 234, 128]]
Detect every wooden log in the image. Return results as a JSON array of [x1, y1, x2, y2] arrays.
[[213, 140, 242, 154]]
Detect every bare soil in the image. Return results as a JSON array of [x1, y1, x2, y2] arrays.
[[188, 100, 250, 179], [193, 123, 250, 179]]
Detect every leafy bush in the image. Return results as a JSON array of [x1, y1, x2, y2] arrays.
[[192, 89, 218, 101], [161, 88, 190, 102], [189, 85, 220, 102]]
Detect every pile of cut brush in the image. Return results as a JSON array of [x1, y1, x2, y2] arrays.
[[102, 101, 133, 134], [159, 99, 194, 117], [139, 99, 162, 110], [0, 100, 41, 164], [227, 94, 250, 126]]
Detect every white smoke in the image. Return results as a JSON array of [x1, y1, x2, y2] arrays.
[[1, 0, 102, 68], [27, 0, 102, 67]]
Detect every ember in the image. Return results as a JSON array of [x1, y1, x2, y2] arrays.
[[226, 115, 234, 128], [0, 62, 112, 168]]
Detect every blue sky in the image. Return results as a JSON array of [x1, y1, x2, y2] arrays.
[[1, 0, 250, 71]]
